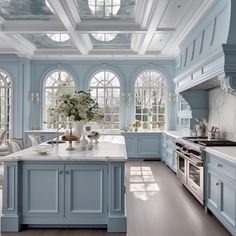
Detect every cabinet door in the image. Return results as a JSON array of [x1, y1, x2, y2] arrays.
[[219, 179, 236, 228], [138, 135, 161, 158], [172, 150, 177, 173], [65, 165, 107, 219], [124, 135, 138, 158], [23, 164, 64, 218], [207, 169, 219, 211]]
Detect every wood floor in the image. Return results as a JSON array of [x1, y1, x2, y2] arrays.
[[0, 161, 231, 236]]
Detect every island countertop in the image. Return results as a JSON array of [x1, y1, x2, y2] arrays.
[[2, 135, 127, 162]]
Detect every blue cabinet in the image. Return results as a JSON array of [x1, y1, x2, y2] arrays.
[[65, 164, 107, 219], [22, 163, 108, 224], [162, 133, 177, 173], [124, 135, 138, 158], [22, 164, 64, 218], [2, 161, 126, 232], [122, 132, 161, 160], [206, 153, 236, 236]]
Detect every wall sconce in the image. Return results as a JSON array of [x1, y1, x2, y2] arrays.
[[169, 92, 176, 102], [122, 92, 131, 102], [31, 92, 40, 103]]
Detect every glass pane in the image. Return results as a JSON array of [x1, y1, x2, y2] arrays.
[[89, 70, 120, 130], [189, 163, 200, 186]]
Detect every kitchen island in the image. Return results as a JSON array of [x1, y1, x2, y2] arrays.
[[1, 135, 127, 233]]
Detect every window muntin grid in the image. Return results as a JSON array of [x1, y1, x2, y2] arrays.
[[88, 0, 121, 17], [91, 33, 117, 42], [43, 70, 75, 129], [46, 34, 70, 42], [89, 70, 120, 130], [0, 71, 12, 140], [134, 70, 166, 130]]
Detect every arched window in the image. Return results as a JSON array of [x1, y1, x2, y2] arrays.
[[88, 0, 120, 17], [0, 71, 12, 139], [89, 70, 120, 130], [134, 70, 166, 130], [43, 70, 75, 129]]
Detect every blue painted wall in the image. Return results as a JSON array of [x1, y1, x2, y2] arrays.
[[0, 57, 176, 138]]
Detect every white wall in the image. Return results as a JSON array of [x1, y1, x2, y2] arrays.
[[208, 87, 236, 141]]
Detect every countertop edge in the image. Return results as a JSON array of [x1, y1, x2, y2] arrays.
[[205, 147, 236, 165]]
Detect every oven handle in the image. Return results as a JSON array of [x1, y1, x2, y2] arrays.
[[175, 149, 203, 167]]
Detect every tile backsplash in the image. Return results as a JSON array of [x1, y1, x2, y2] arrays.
[[208, 87, 236, 141]]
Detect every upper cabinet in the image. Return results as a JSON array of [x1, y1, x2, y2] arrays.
[[174, 0, 236, 95]]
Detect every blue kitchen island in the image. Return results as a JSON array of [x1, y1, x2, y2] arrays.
[[1, 135, 127, 233]]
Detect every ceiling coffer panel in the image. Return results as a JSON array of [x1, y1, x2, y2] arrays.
[[77, 0, 136, 19], [21, 33, 76, 49], [0, 0, 55, 20]]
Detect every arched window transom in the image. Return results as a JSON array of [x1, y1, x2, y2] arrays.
[[134, 70, 166, 130], [0, 71, 12, 139], [43, 70, 75, 129], [89, 70, 120, 130]]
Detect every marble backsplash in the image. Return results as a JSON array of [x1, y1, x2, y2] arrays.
[[208, 87, 236, 141]]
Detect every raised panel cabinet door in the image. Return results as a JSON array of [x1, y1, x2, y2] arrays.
[[65, 164, 108, 219], [219, 178, 236, 228], [207, 169, 219, 211], [124, 135, 138, 158], [138, 135, 161, 158], [22, 163, 64, 218]]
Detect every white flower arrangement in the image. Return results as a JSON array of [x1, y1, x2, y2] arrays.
[[53, 91, 103, 124]]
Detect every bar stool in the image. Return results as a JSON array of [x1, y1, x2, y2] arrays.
[[28, 135, 42, 146]]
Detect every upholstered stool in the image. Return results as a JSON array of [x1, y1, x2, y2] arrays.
[[0, 145, 9, 156]]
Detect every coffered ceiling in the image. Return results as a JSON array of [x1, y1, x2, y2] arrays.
[[0, 0, 214, 59]]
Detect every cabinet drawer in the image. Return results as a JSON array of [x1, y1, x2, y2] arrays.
[[208, 154, 236, 180]]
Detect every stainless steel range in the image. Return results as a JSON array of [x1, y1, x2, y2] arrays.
[[175, 137, 236, 205]]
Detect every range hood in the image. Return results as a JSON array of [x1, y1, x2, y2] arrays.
[[174, 0, 236, 95]]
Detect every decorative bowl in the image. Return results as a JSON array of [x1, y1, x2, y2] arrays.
[[33, 144, 53, 154]]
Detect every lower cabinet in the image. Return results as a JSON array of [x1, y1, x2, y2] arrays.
[[122, 132, 161, 160], [162, 134, 177, 173], [206, 153, 236, 236], [22, 163, 108, 224]]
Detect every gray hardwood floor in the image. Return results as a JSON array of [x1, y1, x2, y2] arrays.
[[0, 161, 231, 236]]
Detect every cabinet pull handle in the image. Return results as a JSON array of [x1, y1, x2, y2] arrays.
[[59, 170, 63, 174], [217, 163, 222, 168], [216, 182, 219, 186]]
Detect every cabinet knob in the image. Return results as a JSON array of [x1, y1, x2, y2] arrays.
[[66, 171, 70, 174], [59, 170, 63, 174], [216, 182, 219, 186], [217, 163, 223, 168]]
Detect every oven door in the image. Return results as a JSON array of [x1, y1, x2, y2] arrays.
[[186, 160, 203, 201], [176, 152, 186, 184]]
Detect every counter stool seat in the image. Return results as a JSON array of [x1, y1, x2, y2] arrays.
[[0, 145, 9, 156]]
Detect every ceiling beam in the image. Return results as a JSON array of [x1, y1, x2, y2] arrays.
[[137, 0, 171, 55], [2, 19, 175, 34], [47, 0, 91, 54], [3, 20, 67, 33], [0, 33, 36, 56]]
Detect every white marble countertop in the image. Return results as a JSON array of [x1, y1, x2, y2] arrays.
[[1, 135, 127, 162], [24, 129, 65, 133], [121, 130, 162, 134], [164, 130, 189, 139], [206, 146, 236, 165]]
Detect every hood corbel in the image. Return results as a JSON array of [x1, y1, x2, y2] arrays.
[[219, 74, 236, 96]]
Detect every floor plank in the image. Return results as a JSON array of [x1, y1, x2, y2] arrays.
[[0, 161, 231, 236]]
